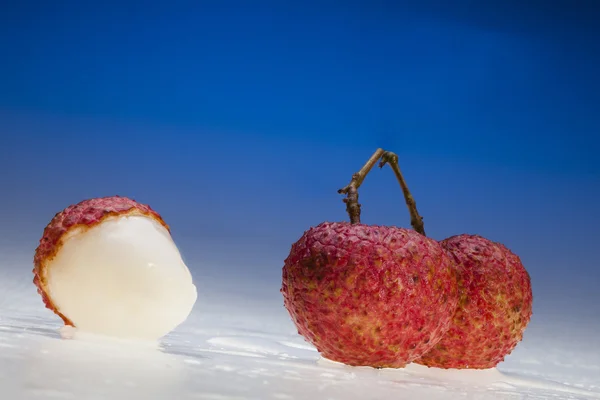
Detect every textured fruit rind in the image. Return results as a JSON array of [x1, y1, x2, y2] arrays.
[[416, 234, 533, 369], [281, 221, 459, 368], [32, 195, 169, 326]]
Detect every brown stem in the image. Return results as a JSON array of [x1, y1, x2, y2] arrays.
[[338, 148, 385, 224], [379, 151, 426, 236]]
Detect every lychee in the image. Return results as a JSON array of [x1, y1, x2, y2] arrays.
[[415, 234, 533, 369], [282, 221, 458, 368], [33, 196, 197, 340]]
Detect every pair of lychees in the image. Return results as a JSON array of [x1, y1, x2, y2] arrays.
[[33, 148, 531, 370], [281, 149, 532, 369]]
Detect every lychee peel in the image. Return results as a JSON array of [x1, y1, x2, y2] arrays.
[[281, 222, 459, 368], [416, 234, 533, 369], [33, 196, 197, 340]]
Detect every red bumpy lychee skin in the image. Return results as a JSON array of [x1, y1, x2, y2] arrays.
[[415, 234, 533, 369], [33, 195, 169, 326], [281, 221, 459, 368]]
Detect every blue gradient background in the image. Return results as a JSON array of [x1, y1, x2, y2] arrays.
[[1, 1, 598, 326]]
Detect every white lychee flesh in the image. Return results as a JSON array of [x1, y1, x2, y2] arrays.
[[45, 214, 197, 340]]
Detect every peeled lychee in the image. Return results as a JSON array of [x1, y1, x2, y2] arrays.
[[415, 234, 533, 369], [33, 196, 197, 340], [281, 221, 458, 368]]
